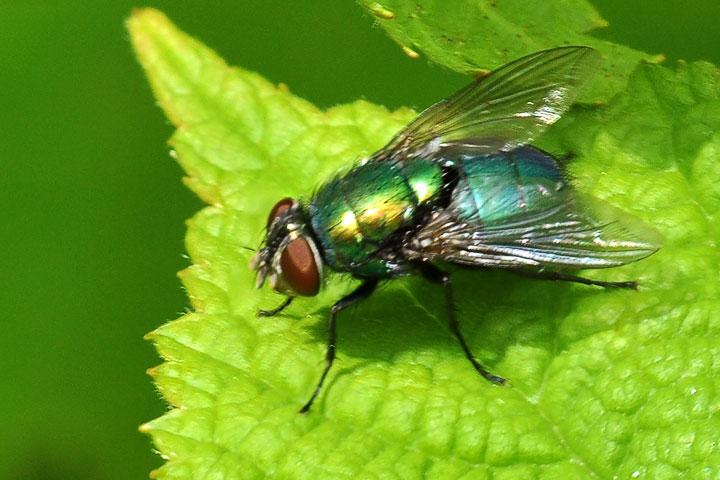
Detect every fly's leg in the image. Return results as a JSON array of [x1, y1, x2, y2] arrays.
[[299, 279, 379, 414], [512, 271, 638, 290], [257, 296, 294, 317], [417, 262, 506, 385]]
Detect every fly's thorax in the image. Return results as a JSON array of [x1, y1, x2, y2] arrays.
[[250, 198, 323, 297], [401, 158, 444, 205], [308, 159, 443, 274]]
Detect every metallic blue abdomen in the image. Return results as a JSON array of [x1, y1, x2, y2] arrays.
[[451, 146, 566, 223]]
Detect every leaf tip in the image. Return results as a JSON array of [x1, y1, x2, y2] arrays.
[[177, 267, 191, 280], [594, 17, 610, 29], [127, 7, 167, 26], [650, 52, 667, 63], [401, 44, 420, 59], [126, 8, 169, 70], [366, 2, 396, 20], [139, 421, 153, 434], [126, 7, 166, 38], [144, 329, 158, 341]]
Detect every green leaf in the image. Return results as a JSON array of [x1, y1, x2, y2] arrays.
[[357, 0, 660, 100], [534, 60, 720, 478], [130, 8, 720, 480]]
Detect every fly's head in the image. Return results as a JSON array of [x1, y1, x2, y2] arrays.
[[250, 198, 323, 297]]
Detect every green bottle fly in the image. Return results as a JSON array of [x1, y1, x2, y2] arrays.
[[250, 47, 662, 413]]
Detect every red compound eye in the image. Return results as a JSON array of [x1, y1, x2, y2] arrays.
[[280, 237, 320, 296], [267, 197, 294, 228]]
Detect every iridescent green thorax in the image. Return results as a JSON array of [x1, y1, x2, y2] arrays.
[[309, 159, 442, 277], [452, 146, 566, 223]]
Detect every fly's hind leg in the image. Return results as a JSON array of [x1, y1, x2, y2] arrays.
[[416, 262, 506, 385], [511, 271, 638, 290]]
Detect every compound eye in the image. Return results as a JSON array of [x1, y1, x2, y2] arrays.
[[280, 237, 320, 296], [267, 197, 294, 228]]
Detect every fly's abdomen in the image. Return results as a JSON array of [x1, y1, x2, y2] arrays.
[[452, 146, 567, 223], [309, 159, 442, 275]]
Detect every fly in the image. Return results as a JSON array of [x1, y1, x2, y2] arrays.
[[249, 46, 662, 413]]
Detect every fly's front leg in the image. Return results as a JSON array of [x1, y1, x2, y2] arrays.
[[416, 262, 506, 385], [512, 270, 638, 290], [299, 279, 379, 414], [257, 296, 294, 317]]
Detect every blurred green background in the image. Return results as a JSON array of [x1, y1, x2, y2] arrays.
[[2, 1, 718, 478]]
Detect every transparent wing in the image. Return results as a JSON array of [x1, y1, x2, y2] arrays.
[[404, 192, 662, 270], [374, 46, 601, 162]]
